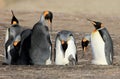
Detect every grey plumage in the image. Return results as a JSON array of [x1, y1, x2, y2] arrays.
[[3, 11, 25, 65], [98, 28, 113, 65], [28, 11, 52, 65], [29, 23, 51, 65]]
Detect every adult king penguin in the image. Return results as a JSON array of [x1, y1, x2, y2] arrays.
[[87, 19, 113, 65], [3, 10, 24, 65], [54, 30, 78, 65], [26, 11, 53, 65]]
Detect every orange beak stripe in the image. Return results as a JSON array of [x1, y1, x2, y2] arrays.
[[83, 47, 87, 53], [91, 21, 96, 25]]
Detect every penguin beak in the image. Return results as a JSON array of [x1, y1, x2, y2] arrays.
[[83, 47, 87, 53], [87, 18, 96, 25], [13, 41, 20, 46], [82, 39, 87, 53]]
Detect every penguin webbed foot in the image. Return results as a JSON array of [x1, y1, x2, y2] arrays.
[[68, 55, 76, 66]]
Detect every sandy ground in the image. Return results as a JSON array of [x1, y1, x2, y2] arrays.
[[0, 0, 120, 79]]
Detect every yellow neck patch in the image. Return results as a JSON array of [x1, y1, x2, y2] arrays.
[[93, 29, 97, 33]]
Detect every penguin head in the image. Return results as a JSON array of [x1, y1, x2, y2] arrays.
[[87, 19, 104, 30], [57, 30, 73, 52], [11, 10, 19, 25], [13, 35, 21, 47], [81, 38, 89, 53], [43, 11, 53, 23]]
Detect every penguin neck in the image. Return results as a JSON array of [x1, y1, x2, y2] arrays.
[[96, 27, 105, 31], [39, 15, 45, 25]]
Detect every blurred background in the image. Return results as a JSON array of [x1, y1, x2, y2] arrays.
[[0, 0, 120, 15]]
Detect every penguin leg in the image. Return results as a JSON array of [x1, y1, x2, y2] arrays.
[[68, 55, 76, 65]]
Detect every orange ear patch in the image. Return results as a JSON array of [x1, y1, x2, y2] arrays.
[[13, 41, 19, 46], [12, 21, 17, 25], [101, 23, 104, 27], [43, 11, 49, 17]]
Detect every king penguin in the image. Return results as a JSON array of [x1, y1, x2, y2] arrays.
[[81, 34, 91, 57], [54, 30, 78, 65], [29, 11, 53, 65], [3, 10, 24, 65], [12, 11, 53, 65], [87, 19, 113, 65]]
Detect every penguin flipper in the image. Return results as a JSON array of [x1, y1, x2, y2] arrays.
[[99, 28, 113, 65]]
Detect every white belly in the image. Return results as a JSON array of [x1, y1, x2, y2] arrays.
[[55, 39, 65, 65], [55, 38, 76, 65], [91, 31, 108, 65]]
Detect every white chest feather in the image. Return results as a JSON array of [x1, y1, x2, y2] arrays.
[[5, 28, 9, 44], [55, 38, 76, 65], [91, 30, 108, 65]]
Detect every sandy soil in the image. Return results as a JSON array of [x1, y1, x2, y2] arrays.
[[0, 0, 120, 79]]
